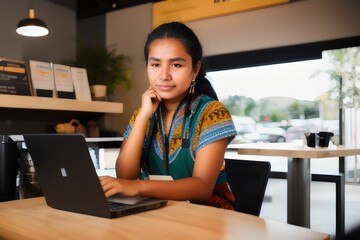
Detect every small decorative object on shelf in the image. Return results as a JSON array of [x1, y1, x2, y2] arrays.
[[55, 119, 86, 135], [86, 120, 100, 138], [90, 85, 107, 101]]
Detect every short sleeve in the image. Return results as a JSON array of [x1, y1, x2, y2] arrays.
[[122, 108, 140, 139], [196, 101, 237, 151]]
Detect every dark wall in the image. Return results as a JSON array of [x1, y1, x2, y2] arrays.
[[0, 0, 76, 64], [77, 15, 106, 49]]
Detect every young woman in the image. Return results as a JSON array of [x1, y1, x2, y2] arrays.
[[100, 22, 237, 210]]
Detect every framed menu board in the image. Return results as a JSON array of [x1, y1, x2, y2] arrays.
[[53, 64, 76, 99], [0, 58, 32, 96], [29, 60, 55, 97]]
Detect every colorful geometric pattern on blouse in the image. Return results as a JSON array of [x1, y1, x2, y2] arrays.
[[123, 94, 237, 165]]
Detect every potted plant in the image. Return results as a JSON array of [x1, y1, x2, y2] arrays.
[[74, 41, 131, 100]]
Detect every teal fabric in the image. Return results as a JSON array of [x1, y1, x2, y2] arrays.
[[123, 94, 237, 185]]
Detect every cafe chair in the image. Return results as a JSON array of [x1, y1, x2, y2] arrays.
[[225, 159, 271, 216]]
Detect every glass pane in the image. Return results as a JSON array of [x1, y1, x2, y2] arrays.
[[207, 59, 336, 144], [208, 46, 360, 182]]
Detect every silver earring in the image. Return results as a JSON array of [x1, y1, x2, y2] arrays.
[[189, 80, 196, 94]]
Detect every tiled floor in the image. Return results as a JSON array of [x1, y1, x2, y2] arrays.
[[260, 179, 360, 239]]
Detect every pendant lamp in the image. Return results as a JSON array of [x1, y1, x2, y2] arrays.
[[16, 3, 49, 37]]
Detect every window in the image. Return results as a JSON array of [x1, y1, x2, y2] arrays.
[[204, 36, 360, 181]]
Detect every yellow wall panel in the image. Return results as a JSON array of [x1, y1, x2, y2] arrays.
[[153, 0, 289, 28]]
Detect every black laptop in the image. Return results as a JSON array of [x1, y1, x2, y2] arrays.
[[23, 134, 167, 218]]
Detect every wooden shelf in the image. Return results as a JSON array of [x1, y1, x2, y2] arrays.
[[0, 94, 123, 114]]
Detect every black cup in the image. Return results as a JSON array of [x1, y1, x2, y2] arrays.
[[304, 132, 317, 148], [318, 131, 334, 147]]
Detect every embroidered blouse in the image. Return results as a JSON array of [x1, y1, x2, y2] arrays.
[[123, 94, 236, 185]]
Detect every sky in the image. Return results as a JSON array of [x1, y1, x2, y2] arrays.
[[207, 59, 335, 101]]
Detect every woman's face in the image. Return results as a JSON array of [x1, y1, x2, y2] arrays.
[[147, 38, 200, 103]]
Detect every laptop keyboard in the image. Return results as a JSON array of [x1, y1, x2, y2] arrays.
[[108, 202, 129, 211]]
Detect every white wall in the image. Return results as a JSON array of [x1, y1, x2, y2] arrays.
[[106, 0, 360, 134]]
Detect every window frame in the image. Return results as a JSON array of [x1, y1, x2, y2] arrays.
[[203, 36, 360, 71]]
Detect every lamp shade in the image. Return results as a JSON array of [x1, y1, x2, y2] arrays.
[[16, 8, 49, 37]]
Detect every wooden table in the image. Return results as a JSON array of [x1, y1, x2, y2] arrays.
[[228, 142, 360, 230], [0, 197, 329, 240]]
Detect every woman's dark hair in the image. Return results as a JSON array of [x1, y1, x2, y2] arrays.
[[144, 22, 218, 100]]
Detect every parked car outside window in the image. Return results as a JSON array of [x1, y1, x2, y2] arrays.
[[231, 116, 287, 143]]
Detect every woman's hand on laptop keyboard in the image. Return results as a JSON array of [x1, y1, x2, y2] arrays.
[[99, 176, 141, 197]]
